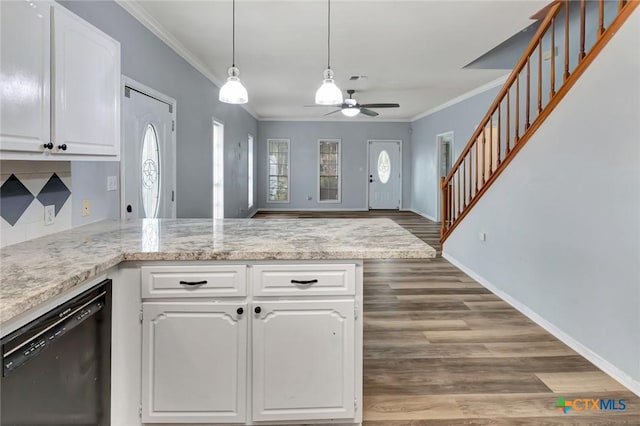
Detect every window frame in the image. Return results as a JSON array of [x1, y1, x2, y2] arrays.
[[248, 133, 254, 210], [266, 138, 290, 204], [317, 138, 342, 204]]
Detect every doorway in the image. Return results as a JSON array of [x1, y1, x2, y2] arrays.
[[436, 132, 454, 221], [368, 140, 402, 210], [122, 78, 176, 219], [213, 119, 224, 219]]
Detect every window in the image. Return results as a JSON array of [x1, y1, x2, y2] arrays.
[[141, 124, 160, 218], [318, 139, 341, 202], [267, 139, 289, 203], [213, 120, 224, 219], [377, 149, 391, 184], [248, 134, 254, 209]]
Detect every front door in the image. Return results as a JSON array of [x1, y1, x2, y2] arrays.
[[368, 140, 401, 209], [123, 84, 175, 219]]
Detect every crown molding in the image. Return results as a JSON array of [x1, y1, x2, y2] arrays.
[[410, 73, 509, 122], [259, 117, 411, 123], [115, 0, 259, 120]]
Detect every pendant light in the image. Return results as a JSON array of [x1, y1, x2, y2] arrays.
[[219, 0, 248, 104], [315, 0, 343, 105]]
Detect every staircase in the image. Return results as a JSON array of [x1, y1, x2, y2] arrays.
[[440, 0, 639, 243]]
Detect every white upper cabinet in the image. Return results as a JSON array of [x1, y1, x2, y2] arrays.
[[52, 6, 120, 157], [0, 1, 120, 160], [0, 0, 51, 153]]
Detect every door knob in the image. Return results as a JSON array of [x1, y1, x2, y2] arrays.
[[126, 205, 132, 213]]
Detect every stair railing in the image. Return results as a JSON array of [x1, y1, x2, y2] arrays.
[[440, 0, 638, 242]]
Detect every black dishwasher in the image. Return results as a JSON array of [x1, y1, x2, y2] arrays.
[[1, 279, 111, 426]]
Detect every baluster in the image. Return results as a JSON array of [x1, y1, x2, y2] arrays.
[[619, 0, 625, 11], [580, 0, 586, 60], [550, 17, 556, 97], [488, 116, 493, 177], [475, 143, 479, 193], [440, 177, 446, 235], [462, 158, 466, 208], [515, 74, 520, 142], [481, 128, 486, 186], [526, 57, 531, 129], [538, 41, 543, 113], [457, 170, 461, 216], [506, 90, 510, 155], [497, 106, 501, 166], [468, 152, 472, 202], [564, 0, 570, 81], [598, 0, 605, 37]]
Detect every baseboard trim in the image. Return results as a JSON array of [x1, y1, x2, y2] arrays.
[[442, 251, 640, 397], [255, 208, 369, 213], [402, 208, 438, 222]]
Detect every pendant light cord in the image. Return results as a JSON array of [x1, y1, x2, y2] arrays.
[[327, 0, 331, 70], [232, 0, 236, 67]]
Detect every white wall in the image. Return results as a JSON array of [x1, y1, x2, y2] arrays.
[[444, 8, 640, 392], [258, 121, 411, 210]]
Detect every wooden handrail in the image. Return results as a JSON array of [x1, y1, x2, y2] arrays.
[[441, 1, 562, 186], [441, 0, 639, 243]]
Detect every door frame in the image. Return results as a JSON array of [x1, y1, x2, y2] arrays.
[[120, 75, 177, 219], [435, 131, 454, 222], [366, 139, 402, 210], [212, 117, 225, 219]]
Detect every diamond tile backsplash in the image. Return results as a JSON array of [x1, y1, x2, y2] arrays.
[[0, 161, 72, 247]]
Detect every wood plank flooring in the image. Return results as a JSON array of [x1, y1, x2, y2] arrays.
[[253, 210, 640, 424]]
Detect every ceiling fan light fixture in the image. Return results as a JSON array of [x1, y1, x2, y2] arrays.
[[219, 0, 248, 105], [315, 68, 343, 105], [219, 66, 248, 104], [341, 107, 360, 117]]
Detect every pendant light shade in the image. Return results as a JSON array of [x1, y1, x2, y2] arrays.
[[219, 0, 248, 104], [219, 66, 248, 104], [315, 68, 343, 105], [315, 0, 342, 105]]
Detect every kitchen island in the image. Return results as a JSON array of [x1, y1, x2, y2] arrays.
[[0, 218, 435, 425]]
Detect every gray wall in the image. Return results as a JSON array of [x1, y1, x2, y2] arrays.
[[60, 0, 258, 219], [410, 86, 499, 220], [257, 121, 411, 210], [71, 162, 119, 226], [444, 8, 640, 390]]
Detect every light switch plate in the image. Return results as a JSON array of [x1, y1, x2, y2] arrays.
[[44, 205, 55, 225], [82, 199, 91, 217], [107, 176, 118, 191]]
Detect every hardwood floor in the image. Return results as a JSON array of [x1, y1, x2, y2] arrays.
[[254, 210, 640, 424]]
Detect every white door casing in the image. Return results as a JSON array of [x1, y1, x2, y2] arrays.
[[141, 302, 247, 423], [122, 80, 175, 219], [252, 300, 355, 422], [435, 132, 454, 221], [368, 140, 402, 209]]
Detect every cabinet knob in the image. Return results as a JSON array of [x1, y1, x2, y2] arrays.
[[43, 142, 54, 150], [254, 306, 261, 314], [236, 307, 244, 315], [57, 144, 67, 151]]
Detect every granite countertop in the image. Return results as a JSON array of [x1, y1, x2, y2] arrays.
[[0, 218, 436, 326]]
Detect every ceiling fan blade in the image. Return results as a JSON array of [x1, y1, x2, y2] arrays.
[[323, 109, 342, 117], [359, 103, 400, 108], [360, 108, 379, 117]]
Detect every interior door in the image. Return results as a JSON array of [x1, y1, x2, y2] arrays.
[[123, 86, 175, 219], [368, 140, 401, 209], [252, 300, 355, 422]]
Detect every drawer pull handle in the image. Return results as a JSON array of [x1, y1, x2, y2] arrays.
[[291, 279, 318, 286], [179, 280, 207, 286]]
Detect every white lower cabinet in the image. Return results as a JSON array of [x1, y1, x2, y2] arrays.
[[138, 263, 361, 425], [252, 300, 355, 422], [141, 302, 247, 423]]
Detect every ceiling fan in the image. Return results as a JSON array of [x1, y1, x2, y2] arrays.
[[306, 90, 400, 117]]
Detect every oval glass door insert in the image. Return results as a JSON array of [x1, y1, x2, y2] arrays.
[[377, 150, 391, 184], [141, 124, 160, 218]]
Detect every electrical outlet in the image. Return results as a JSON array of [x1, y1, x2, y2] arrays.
[[107, 176, 118, 191], [478, 232, 486, 242], [44, 205, 55, 225], [82, 199, 91, 217]]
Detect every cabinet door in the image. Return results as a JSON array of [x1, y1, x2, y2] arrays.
[[252, 300, 355, 422], [52, 6, 120, 156], [0, 0, 51, 153], [142, 302, 247, 423]]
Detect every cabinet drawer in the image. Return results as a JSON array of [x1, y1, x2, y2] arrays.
[[141, 265, 246, 299], [252, 264, 355, 296]]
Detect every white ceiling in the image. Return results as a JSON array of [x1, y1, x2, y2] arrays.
[[120, 0, 546, 121]]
